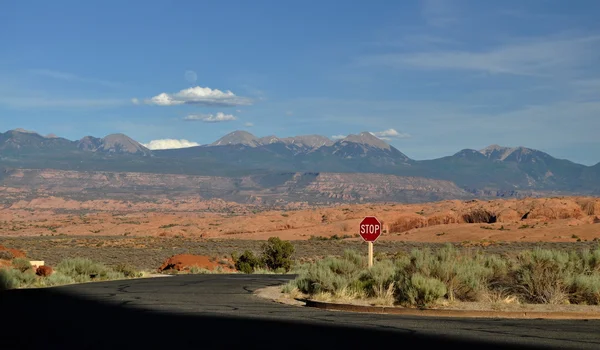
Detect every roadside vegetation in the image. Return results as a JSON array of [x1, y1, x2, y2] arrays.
[[284, 244, 600, 308], [0, 258, 143, 291], [231, 237, 296, 274]]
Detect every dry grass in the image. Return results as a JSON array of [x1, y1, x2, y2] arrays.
[[371, 282, 396, 306]]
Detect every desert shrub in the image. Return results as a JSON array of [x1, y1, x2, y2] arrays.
[[12, 258, 32, 273], [188, 266, 213, 274], [0, 268, 19, 290], [44, 273, 76, 286], [512, 249, 571, 304], [235, 250, 262, 274], [281, 280, 299, 294], [572, 274, 600, 304], [569, 274, 600, 305], [395, 272, 447, 308], [0, 250, 14, 260], [294, 251, 365, 295], [289, 262, 310, 275], [358, 259, 396, 305], [396, 245, 492, 302], [56, 258, 112, 281], [0, 268, 37, 289], [462, 209, 497, 224], [577, 247, 600, 273], [261, 237, 295, 272], [113, 263, 143, 278], [252, 267, 277, 274]]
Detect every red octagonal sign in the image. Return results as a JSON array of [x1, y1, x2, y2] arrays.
[[359, 216, 382, 242]]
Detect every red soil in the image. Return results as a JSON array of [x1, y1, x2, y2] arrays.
[[158, 254, 235, 272], [0, 245, 26, 258]]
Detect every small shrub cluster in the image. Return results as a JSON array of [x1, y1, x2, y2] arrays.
[[233, 237, 295, 274], [0, 257, 143, 291], [288, 244, 600, 308]]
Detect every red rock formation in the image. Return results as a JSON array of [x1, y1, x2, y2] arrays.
[[36, 265, 53, 277]]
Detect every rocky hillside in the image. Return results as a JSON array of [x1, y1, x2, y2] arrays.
[[0, 168, 473, 205]]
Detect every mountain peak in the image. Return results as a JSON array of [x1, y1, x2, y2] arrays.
[[280, 135, 334, 148], [101, 133, 151, 155], [340, 131, 391, 150], [212, 130, 259, 147]]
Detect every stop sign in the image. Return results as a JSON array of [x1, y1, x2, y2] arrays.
[[359, 216, 382, 242]]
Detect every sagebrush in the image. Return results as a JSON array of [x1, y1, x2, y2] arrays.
[[288, 244, 600, 307]]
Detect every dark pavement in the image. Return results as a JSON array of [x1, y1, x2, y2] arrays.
[[2, 274, 600, 349]]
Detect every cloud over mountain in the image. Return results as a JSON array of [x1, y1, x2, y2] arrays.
[[142, 139, 200, 150], [370, 129, 411, 140], [144, 86, 252, 107]]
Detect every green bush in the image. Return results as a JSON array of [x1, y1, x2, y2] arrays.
[[112, 263, 143, 278], [0, 268, 37, 290], [285, 245, 600, 307], [188, 266, 214, 274], [0, 268, 19, 290], [359, 259, 396, 297], [512, 248, 571, 304], [396, 273, 447, 308], [56, 258, 114, 281], [235, 250, 262, 274], [12, 258, 32, 273], [261, 237, 295, 272], [44, 273, 76, 286], [569, 274, 600, 305]]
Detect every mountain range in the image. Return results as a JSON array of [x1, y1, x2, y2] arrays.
[[0, 128, 598, 199]]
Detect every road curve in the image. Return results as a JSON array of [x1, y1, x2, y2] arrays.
[[2, 274, 600, 350]]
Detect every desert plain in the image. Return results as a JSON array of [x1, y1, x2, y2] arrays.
[[1, 190, 600, 272]]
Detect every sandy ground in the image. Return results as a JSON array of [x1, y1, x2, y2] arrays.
[[1, 195, 599, 243]]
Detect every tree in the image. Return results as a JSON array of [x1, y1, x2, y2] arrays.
[[234, 250, 261, 274], [261, 237, 295, 272]]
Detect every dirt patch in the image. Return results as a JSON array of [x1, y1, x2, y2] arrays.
[[158, 254, 234, 272], [0, 245, 26, 258]]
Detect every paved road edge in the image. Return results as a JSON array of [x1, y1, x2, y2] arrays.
[[254, 286, 600, 320]]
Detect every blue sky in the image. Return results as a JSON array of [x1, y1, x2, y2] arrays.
[[1, 0, 599, 164]]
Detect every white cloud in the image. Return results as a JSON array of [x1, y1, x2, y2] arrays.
[[331, 135, 346, 140], [358, 34, 600, 77], [244, 122, 254, 127], [184, 112, 237, 123], [131, 98, 140, 105], [144, 86, 252, 107], [28, 69, 120, 88], [142, 139, 200, 150], [370, 129, 411, 139]]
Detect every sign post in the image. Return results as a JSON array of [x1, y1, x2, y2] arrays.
[[359, 216, 382, 268]]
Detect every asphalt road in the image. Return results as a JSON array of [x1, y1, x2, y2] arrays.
[[2, 274, 600, 350]]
